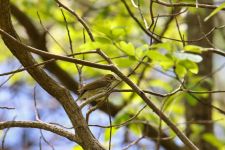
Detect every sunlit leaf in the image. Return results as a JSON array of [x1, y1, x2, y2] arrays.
[[147, 50, 174, 69], [129, 124, 143, 136], [149, 79, 173, 92], [114, 57, 136, 68], [186, 93, 198, 106], [72, 145, 83, 150], [104, 128, 117, 141], [203, 133, 225, 149], [190, 124, 205, 141], [204, 2, 225, 21], [179, 60, 199, 74], [175, 63, 187, 78], [118, 41, 135, 56], [95, 36, 112, 44], [184, 45, 203, 54], [135, 44, 149, 58], [174, 52, 202, 63], [111, 26, 126, 39], [150, 42, 174, 52]]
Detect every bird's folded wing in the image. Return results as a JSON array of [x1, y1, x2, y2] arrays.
[[79, 79, 110, 96]]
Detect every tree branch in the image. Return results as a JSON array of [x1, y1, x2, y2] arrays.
[[0, 1, 104, 149], [0, 121, 81, 144]]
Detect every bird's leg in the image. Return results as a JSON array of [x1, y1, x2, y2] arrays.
[[86, 100, 105, 124]]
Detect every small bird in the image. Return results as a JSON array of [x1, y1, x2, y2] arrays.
[[78, 74, 119, 102]]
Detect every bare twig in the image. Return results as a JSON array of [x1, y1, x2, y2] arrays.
[[120, 0, 161, 42], [1, 117, 16, 150], [40, 130, 55, 150], [0, 121, 81, 144], [153, 0, 225, 11], [122, 136, 144, 150], [0, 28, 112, 70], [89, 105, 147, 128], [0, 66, 22, 87], [54, 0, 95, 41], [0, 106, 15, 110], [0, 26, 198, 150]]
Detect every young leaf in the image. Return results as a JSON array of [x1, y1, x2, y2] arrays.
[[118, 41, 135, 56], [149, 79, 173, 92], [174, 52, 202, 63], [182, 60, 199, 74], [204, 2, 225, 21], [175, 63, 187, 78], [203, 133, 225, 149], [147, 50, 174, 70], [147, 50, 173, 61], [184, 45, 203, 54]]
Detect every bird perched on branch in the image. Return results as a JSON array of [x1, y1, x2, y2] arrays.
[[78, 74, 119, 103]]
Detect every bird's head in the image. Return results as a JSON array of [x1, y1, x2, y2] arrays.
[[104, 74, 119, 82]]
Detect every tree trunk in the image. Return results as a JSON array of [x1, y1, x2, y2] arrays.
[[185, 0, 216, 149]]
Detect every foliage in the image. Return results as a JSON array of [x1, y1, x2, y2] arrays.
[[0, 0, 225, 150]]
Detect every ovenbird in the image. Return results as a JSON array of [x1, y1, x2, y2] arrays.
[[78, 74, 119, 102]]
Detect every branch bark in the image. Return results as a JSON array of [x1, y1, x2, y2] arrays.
[[0, 1, 104, 149], [0, 121, 81, 144]]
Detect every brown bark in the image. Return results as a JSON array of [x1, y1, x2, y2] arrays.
[[0, 1, 104, 149], [185, 0, 216, 149]]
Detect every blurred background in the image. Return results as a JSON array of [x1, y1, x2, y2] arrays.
[[1, 0, 225, 149]]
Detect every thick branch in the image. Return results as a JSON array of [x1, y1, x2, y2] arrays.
[[10, 3, 79, 94], [0, 27, 198, 150], [0, 29, 112, 70], [0, 121, 81, 144], [0, 2, 198, 149], [0, 1, 104, 149]]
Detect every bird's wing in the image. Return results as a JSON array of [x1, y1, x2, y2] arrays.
[[79, 79, 110, 96]]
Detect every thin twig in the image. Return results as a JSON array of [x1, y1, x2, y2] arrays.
[[89, 105, 147, 128], [55, 0, 95, 41], [122, 136, 144, 150], [0, 66, 22, 87], [120, 0, 161, 42], [1, 117, 16, 150], [0, 106, 15, 110], [37, 12, 67, 54]]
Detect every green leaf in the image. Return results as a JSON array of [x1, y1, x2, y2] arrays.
[[203, 133, 225, 149], [78, 41, 100, 50], [95, 36, 112, 44], [72, 145, 83, 150], [186, 93, 198, 106], [184, 45, 203, 54], [104, 128, 117, 141], [204, 2, 225, 21], [129, 124, 143, 136], [190, 124, 205, 141], [111, 26, 126, 39], [150, 42, 176, 52], [174, 52, 202, 63], [175, 63, 187, 78], [114, 113, 130, 124], [135, 44, 149, 58], [149, 79, 173, 92], [147, 50, 174, 69], [118, 41, 135, 56], [147, 51, 167, 61], [179, 60, 199, 74], [78, 40, 112, 52], [114, 56, 136, 68]]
